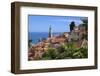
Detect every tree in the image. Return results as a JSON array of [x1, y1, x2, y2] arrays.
[[81, 18, 88, 31], [28, 39, 32, 48], [81, 18, 88, 40], [69, 21, 75, 32]]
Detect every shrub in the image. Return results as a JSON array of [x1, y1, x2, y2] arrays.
[[41, 43, 88, 60]]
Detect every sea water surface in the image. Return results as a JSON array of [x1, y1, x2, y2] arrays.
[[28, 32, 62, 44]]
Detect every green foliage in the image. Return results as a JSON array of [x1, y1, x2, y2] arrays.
[[42, 48, 59, 60], [81, 18, 88, 31], [28, 39, 32, 48], [81, 18, 88, 40], [41, 43, 88, 60]]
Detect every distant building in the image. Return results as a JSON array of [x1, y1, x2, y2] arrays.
[[63, 32, 69, 38], [69, 26, 79, 41], [74, 26, 79, 32]]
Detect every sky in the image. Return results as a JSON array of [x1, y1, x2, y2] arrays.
[[28, 15, 87, 32]]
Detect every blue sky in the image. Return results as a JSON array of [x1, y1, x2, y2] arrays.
[[28, 15, 87, 32]]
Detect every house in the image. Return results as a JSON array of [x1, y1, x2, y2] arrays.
[[69, 26, 79, 42]]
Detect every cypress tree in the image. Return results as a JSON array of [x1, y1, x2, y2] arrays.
[[69, 21, 75, 32]]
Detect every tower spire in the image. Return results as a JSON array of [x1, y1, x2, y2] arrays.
[[48, 25, 52, 38]]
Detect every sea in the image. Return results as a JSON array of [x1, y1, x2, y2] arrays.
[[28, 32, 62, 44]]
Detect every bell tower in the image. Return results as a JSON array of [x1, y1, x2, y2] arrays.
[[48, 25, 52, 38]]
